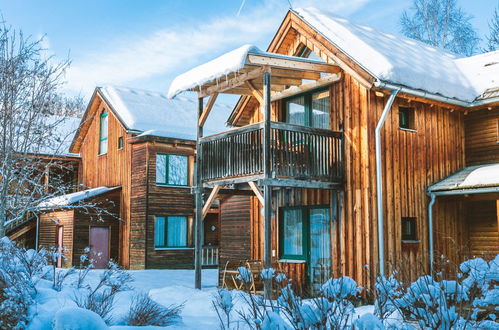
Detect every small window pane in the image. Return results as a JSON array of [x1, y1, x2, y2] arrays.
[[399, 107, 415, 130], [154, 217, 166, 248], [156, 154, 167, 184], [402, 217, 417, 240], [286, 95, 306, 126], [311, 90, 330, 129], [99, 139, 107, 154], [282, 209, 303, 256], [168, 155, 188, 186], [167, 216, 187, 247], [118, 137, 123, 149]]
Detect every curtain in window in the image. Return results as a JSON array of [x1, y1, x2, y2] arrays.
[[168, 155, 188, 185], [311, 90, 330, 129], [286, 95, 306, 126], [309, 208, 331, 287], [154, 217, 166, 247], [283, 209, 303, 256], [156, 154, 167, 184], [167, 216, 187, 247]]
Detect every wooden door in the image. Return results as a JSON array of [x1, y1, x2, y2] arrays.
[[56, 226, 64, 268], [89, 226, 110, 269]]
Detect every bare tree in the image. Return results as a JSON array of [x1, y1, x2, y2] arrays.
[[0, 25, 111, 238], [485, 5, 499, 51], [400, 0, 480, 56]]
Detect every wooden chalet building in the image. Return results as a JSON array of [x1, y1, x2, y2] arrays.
[[37, 86, 231, 269], [168, 8, 499, 292], [6, 116, 81, 247]]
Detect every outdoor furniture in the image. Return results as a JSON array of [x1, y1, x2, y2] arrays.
[[221, 260, 244, 290]]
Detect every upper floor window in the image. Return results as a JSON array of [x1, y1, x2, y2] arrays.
[[399, 106, 415, 130], [401, 217, 417, 241], [284, 89, 330, 129], [99, 110, 108, 155], [156, 154, 188, 186], [118, 136, 124, 150]]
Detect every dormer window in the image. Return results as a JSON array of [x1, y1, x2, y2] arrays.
[[99, 110, 108, 155]]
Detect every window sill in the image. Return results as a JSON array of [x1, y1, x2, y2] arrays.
[[399, 128, 417, 133], [154, 247, 194, 251], [155, 184, 190, 188], [97, 153, 107, 157], [278, 259, 306, 264], [401, 240, 420, 244]]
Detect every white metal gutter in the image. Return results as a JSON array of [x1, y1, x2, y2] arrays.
[[375, 88, 399, 277]]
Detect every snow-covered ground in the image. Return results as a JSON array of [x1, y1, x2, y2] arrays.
[[28, 268, 378, 329], [29, 269, 220, 329]]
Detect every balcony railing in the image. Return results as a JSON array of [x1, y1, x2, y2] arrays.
[[202, 246, 219, 266], [200, 121, 343, 183]]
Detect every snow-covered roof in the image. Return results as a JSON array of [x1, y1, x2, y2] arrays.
[[428, 163, 499, 193], [167, 44, 328, 99], [38, 186, 119, 209], [293, 8, 498, 103], [99, 86, 232, 140]]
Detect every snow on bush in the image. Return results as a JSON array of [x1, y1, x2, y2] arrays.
[[125, 292, 183, 326], [72, 261, 132, 324], [212, 289, 234, 329], [52, 307, 107, 330]]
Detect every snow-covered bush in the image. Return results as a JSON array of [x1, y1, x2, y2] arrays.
[[212, 288, 234, 329], [0, 237, 41, 329], [72, 261, 132, 324], [52, 307, 107, 330], [74, 247, 95, 289], [126, 292, 183, 326]]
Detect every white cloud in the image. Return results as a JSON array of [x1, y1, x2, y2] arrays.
[[64, 0, 373, 96]]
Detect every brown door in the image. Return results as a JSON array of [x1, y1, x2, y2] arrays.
[[89, 226, 110, 269], [56, 226, 64, 268]]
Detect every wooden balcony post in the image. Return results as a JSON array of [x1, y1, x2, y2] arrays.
[[194, 97, 204, 289], [263, 70, 272, 298]]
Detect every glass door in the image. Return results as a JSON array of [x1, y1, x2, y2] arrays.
[[308, 207, 331, 292]]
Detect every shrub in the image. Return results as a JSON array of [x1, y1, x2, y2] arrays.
[[72, 261, 132, 324], [126, 292, 183, 326]]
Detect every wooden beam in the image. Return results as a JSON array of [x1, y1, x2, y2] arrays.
[[198, 66, 265, 98], [248, 181, 264, 205], [271, 74, 341, 102], [245, 80, 264, 105], [7, 221, 36, 240], [271, 68, 321, 80], [247, 54, 341, 74], [198, 93, 218, 127], [202, 185, 221, 219]]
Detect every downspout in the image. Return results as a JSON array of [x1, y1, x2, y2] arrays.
[[427, 193, 436, 274], [375, 89, 399, 277]]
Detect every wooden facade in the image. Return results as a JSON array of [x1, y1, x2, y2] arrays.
[[174, 9, 498, 293], [67, 89, 209, 270]]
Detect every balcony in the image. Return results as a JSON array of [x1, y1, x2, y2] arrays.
[[200, 121, 343, 187]]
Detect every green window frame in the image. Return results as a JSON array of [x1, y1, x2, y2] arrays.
[[279, 205, 330, 261], [284, 88, 330, 129], [99, 110, 108, 155], [118, 136, 124, 150], [156, 153, 189, 186], [154, 216, 188, 248]]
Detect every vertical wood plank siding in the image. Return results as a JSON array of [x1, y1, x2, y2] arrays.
[[79, 96, 132, 267], [238, 23, 467, 290], [38, 210, 74, 267], [464, 108, 499, 165]]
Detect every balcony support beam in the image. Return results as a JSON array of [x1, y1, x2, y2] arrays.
[[194, 97, 204, 290], [248, 181, 264, 205], [202, 185, 220, 220], [262, 70, 272, 299]]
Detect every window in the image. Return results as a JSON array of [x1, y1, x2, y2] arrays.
[[154, 216, 188, 248], [399, 106, 415, 130], [99, 110, 108, 154], [156, 154, 188, 186], [401, 217, 417, 241], [118, 136, 124, 150], [279, 205, 330, 261], [284, 89, 330, 129]]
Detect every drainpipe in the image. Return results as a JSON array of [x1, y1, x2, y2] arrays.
[[375, 89, 399, 277], [427, 193, 436, 274]]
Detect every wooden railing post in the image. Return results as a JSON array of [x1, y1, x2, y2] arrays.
[[263, 70, 272, 299], [194, 97, 203, 289]]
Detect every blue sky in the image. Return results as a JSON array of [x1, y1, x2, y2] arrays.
[[1, 0, 496, 98]]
